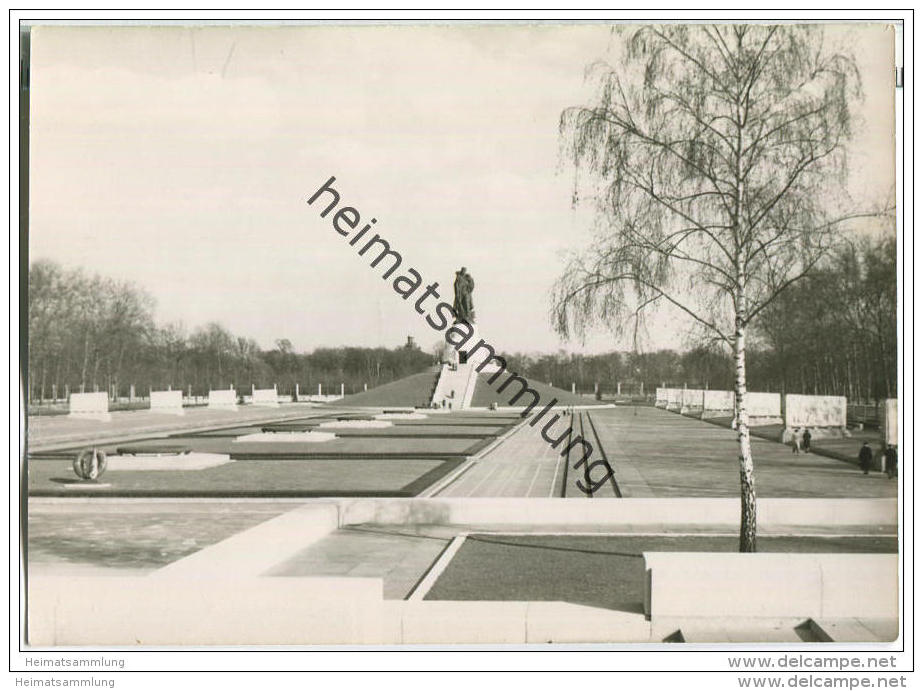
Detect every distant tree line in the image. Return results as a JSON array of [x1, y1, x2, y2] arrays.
[[26, 260, 431, 401], [750, 236, 897, 401], [511, 237, 897, 402], [26, 238, 895, 404]]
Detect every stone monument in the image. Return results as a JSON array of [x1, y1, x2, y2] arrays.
[[453, 266, 475, 325]]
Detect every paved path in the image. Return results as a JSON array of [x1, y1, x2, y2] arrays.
[[438, 406, 897, 499], [436, 416, 569, 497], [591, 407, 897, 498]]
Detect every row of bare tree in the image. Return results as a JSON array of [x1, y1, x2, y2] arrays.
[[25, 260, 432, 402], [507, 236, 896, 401]]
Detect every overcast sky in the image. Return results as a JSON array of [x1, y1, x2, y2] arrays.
[[29, 23, 895, 355]]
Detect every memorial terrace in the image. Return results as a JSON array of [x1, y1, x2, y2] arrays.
[[307, 174, 615, 493]]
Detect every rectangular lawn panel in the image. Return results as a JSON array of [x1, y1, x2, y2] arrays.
[[425, 534, 898, 613], [28, 457, 462, 497]]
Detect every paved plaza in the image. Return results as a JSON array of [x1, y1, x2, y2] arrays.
[[25, 398, 900, 644], [437, 406, 897, 499]]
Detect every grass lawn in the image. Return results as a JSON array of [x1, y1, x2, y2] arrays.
[[27, 457, 462, 497]]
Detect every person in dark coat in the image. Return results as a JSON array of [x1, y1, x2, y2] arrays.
[[801, 428, 812, 453], [884, 444, 898, 479], [858, 441, 873, 475]]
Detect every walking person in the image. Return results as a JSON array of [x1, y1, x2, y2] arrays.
[[791, 428, 801, 454], [884, 444, 898, 480], [858, 441, 873, 475], [801, 428, 812, 453]]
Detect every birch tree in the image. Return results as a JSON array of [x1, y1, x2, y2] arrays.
[[552, 25, 884, 551]]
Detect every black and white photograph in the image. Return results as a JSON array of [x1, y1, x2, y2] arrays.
[[13, 10, 911, 684]]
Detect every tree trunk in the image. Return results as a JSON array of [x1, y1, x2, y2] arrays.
[[734, 316, 757, 552], [80, 330, 91, 392]]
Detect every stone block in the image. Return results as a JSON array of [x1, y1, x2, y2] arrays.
[[702, 390, 734, 418], [68, 392, 110, 421], [681, 388, 705, 414], [882, 398, 898, 446], [251, 387, 279, 407], [785, 394, 847, 429], [149, 390, 184, 415], [208, 389, 238, 410], [655, 388, 669, 408], [665, 388, 683, 411]]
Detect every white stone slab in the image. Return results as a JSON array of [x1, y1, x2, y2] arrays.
[[702, 390, 734, 418], [665, 389, 683, 411], [105, 453, 232, 471], [681, 389, 704, 413], [882, 398, 898, 446], [655, 388, 669, 408], [785, 394, 846, 428], [376, 412, 428, 420], [746, 391, 782, 418], [150, 390, 184, 415], [233, 432, 336, 443], [251, 388, 279, 407], [318, 420, 393, 429], [69, 392, 110, 421], [208, 389, 238, 410]]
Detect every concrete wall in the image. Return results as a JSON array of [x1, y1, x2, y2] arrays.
[[644, 553, 897, 623], [785, 394, 847, 429], [701, 390, 734, 418]]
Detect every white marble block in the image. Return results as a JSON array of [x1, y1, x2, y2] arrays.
[[665, 388, 683, 411], [882, 398, 898, 446], [701, 390, 734, 418], [655, 388, 669, 408], [252, 387, 279, 407], [150, 390, 184, 415], [208, 389, 238, 410], [785, 394, 846, 429], [680, 388, 704, 414], [69, 392, 111, 421]]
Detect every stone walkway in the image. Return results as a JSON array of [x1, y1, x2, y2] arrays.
[[590, 407, 898, 498], [436, 417, 568, 497], [438, 406, 897, 499]]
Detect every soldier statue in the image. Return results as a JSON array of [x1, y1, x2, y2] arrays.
[[453, 267, 475, 324]]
